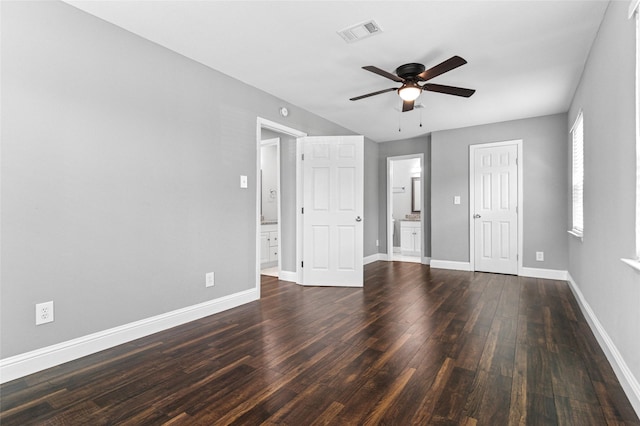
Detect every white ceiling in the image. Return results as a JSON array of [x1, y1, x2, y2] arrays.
[[64, 0, 609, 142]]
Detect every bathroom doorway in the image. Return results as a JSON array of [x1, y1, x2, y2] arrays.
[[255, 118, 307, 294], [260, 138, 280, 278], [387, 154, 424, 263]]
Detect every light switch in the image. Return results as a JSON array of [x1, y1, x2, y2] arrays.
[[454, 196, 461, 205], [240, 175, 248, 189]]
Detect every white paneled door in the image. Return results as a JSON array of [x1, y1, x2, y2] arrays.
[[472, 143, 518, 274], [301, 136, 364, 287]]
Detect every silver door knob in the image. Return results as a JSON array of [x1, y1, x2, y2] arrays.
[[356, 216, 362, 222], [473, 214, 481, 219]]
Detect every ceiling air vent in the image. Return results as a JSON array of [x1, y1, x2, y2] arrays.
[[337, 20, 382, 43]]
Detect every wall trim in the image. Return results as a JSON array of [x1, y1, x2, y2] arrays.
[[367, 253, 430, 265], [519, 267, 568, 280], [279, 270, 297, 282], [0, 288, 258, 384], [567, 273, 640, 417], [430, 259, 472, 271], [364, 253, 381, 265]]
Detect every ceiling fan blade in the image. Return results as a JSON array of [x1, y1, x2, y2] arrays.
[[402, 100, 415, 112], [418, 56, 467, 81], [423, 83, 475, 98], [350, 87, 397, 101], [362, 66, 404, 83]]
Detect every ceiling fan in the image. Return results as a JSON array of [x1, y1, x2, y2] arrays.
[[350, 55, 475, 112]]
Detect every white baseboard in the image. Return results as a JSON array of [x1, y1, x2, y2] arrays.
[[430, 259, 472, 271], [0, 288, 258, 384], [369, 254, 429, 264], [519, 267, 568, 280], [566, 273, 640, 417], [279, 270, 297, 282], [364, 253, 392, 264]]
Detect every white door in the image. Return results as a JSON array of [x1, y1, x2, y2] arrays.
[[301, 136, 364, 287], [472, 144, 518, 274]]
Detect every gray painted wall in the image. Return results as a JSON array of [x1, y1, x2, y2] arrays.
[[568, 1, 640, 391], [0, 1, 373, 358], [378, 136, 431, 257], [431, 113, 568, 270]]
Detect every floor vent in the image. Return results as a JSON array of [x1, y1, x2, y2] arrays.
[[337, 20, 382, 43]]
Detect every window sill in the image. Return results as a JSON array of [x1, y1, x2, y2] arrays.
[[621, 258, 640, 272], [567, 230, 583, 241]]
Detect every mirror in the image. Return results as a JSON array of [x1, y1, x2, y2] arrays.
[[411, 177, 421, 213]]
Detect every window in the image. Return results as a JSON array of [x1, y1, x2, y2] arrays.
[[571, 111, 584, 237], [634, 2, 640, 258], [622, 0, 640, 270]]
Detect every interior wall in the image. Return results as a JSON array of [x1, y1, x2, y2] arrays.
[[567, 0, 640, 400], [431, 113, 568, 270], [378, 136, 431, 257], [0, 1, 368, 358]]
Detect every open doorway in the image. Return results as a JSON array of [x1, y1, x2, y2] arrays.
[[387, 154, 424, 263], [259, 138, 280, 278], [255, 118, 307, 296]]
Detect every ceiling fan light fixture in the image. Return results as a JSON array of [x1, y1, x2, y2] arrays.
[[398, 83, 421, 101]]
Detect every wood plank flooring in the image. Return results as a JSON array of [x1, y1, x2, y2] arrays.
[[1, 261, 638, 425]]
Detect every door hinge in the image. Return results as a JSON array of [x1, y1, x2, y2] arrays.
[[302, 153, 305, 161], [301, 261, 304, 268], [301, 207, 304, 214], [515, 157, 518, 165]]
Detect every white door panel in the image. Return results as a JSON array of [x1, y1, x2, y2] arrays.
[[473, 144, 518, 274], [301, 136, 363, 287]]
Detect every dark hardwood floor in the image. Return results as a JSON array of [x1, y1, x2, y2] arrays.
[[1, 261, 638, 425]]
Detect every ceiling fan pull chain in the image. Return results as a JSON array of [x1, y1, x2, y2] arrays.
[[420, 108, 423, 128], [398, 110, 402, 132]]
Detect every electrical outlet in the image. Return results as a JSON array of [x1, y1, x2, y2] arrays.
[[536, 251, 544, 262], [206, 272, 215, 287], [376, 239, 379, 247], [35, 301, 54, 325], [454, 196, 461, 205]]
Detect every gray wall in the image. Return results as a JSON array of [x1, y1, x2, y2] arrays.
[[431, 113, 568, 270], [378, 136, 431, 257], [568, 1, 640, 391], [0, 1, 372, 358]]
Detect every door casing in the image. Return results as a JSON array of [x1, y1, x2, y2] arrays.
[[256, 117, 307, 297], [386, 154, 425, 263]]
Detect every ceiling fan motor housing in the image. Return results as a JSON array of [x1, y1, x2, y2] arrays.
[[395, 63, 426, 79]]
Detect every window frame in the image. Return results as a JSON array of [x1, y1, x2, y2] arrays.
[[569, 110, 584, 239], [622, 0, 640, 271]]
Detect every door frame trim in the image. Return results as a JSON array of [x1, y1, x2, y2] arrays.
[[469, 139, 523, 274], [256, 118, 307, 297], [386, 154, 425, 263]]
